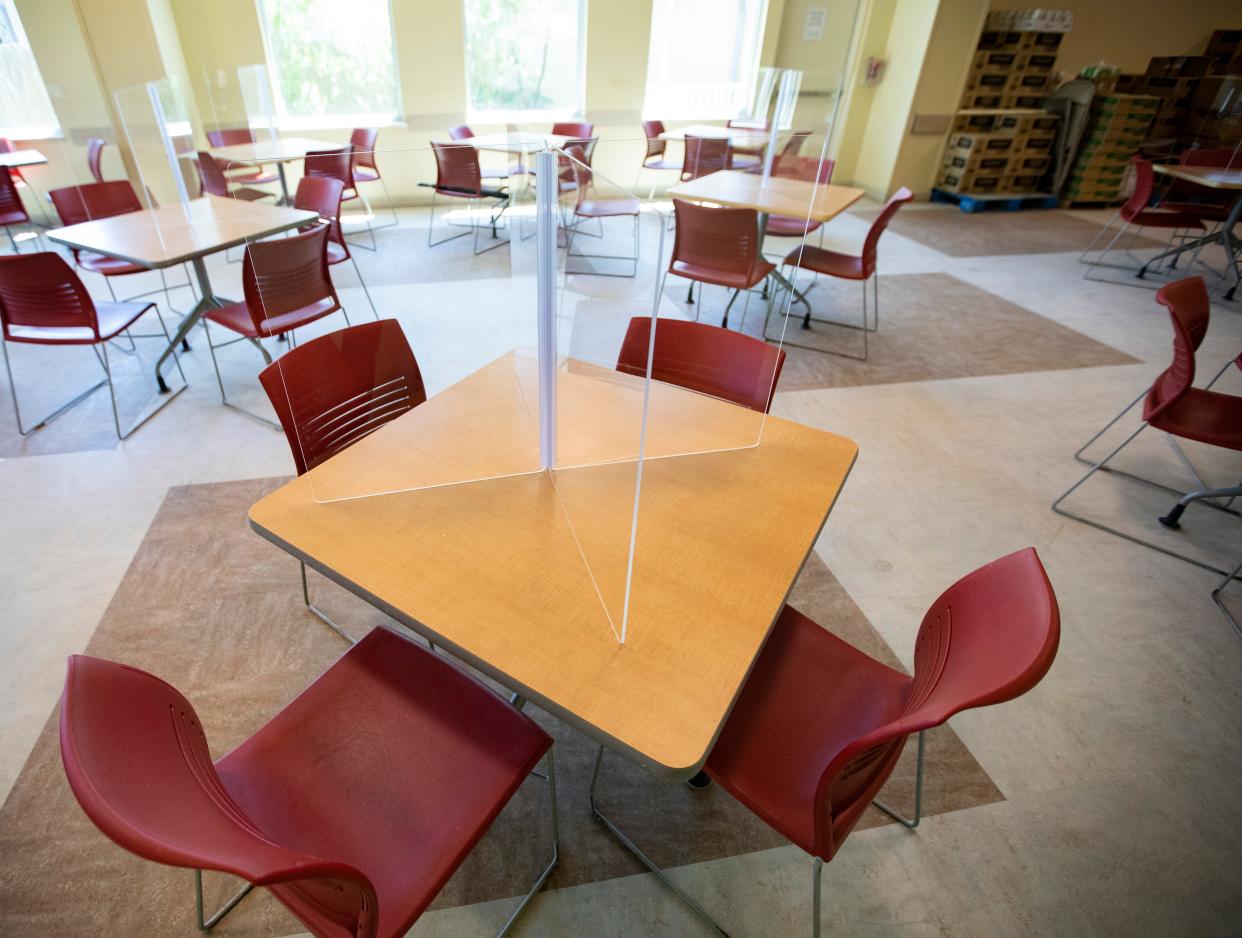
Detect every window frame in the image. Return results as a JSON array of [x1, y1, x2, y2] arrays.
[[0, 0, 62, 140], [254, 0, 404, 131], [462, 0, 588, 124]]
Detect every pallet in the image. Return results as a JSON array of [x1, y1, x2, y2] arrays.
[[1059, 198, 1124, 208], [930, 188, 1059, 212]]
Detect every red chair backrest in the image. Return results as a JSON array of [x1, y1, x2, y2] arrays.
[[293, 176, 348, 255], [616, 316, 786, 413], [350, 128, 379, 171], [207, 128, 255, 147], [431, 141, 483, 195], [670, 197, 763, 279], [814, 548, 1059, 857], [196, 151, 232, 197], [860, 186, 913, 275], [0, 252, 100, 337], [682, 135, 730, 179], [772, 154, 834, 184], [0, 166, 28, 222], [1121, 157, 1157, 221], [559, 137, 597, 189], [59, 654, 380, 937], [260, 320, 427, 474], [552, 121, 593, 137], [241, 225, 341, 335], [86, 138, 106, 183], [305, 146, 355, 190], [447, 124, 475, 141], [642, 120, 666, 160], [49, 180, 143, 226], [1145, 276, 1211, 422], [1181, 147, 1236, 168]]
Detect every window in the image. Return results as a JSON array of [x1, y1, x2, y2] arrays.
[[642, 0, 768, 120], [0, 0, 60, 139], [256, 0, 401, 129], [463, 0, 586, 121]]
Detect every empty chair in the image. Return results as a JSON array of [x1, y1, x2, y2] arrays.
[[205, 127, 279, 185], [565, 149, 641, 277], [0, 138, 49, 225], [0, 252, 183, 439], [681, 135, 731, 180], [1080, 157, 1204, 280], [86, 138, 107, 183], [196, 151, 273, 202], [726, 118, 768, 169], [616, 316, 786, 413], [590, 548, 1059, 937], [637, 120, 681, 196], [551, 120, 594, 137], [202, 225, 349, 419], [764, 154, 835, 238], [667, 198, 775, 329], [446, 124, 512, 180], [1156, 146, 1236, 224], [259, 319, 426, 640], [777, 186, 913, 360], [307, 145, 378, 249], [0, 166, 36, 252], [448, 124, 475, 140], [59, 626, 558, 937], [293, 175, 379, 319], [1053, 276, 1242, 572], [426, 141, 508, 254], [350, 127, 400, 228]]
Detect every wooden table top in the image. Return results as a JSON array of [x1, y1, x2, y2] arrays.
[[658, 124, 768, 143], [249, 354, 857, 777], [463, 131, 573, 154], [46, 196, 319, 269], [200, 136, 339, 165], [668, 170, 865, 222], [1153, 164, 1242, 191], [0, 149, 47, 169]]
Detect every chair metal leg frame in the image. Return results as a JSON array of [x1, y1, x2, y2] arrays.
[[563, 212, 640, 278], [202, 318, 283, 429], [194, 870, 254, 931], [761, 265, 870, 360], [1212, 556, 1242, 641], [589, 745, 730, 936], [1052, 423, 1240, 577], [427, 191, 510, 255], [346, 255, 381, 319], [359, 175, 400, 230], [343, 190, 379, 252], [496, 749, 560, 937], [1158, 482, 1242, 529], [299, 560, 356, 644], [811, 858, 825, 938], [871, 730, 924, 829], [2, 339, 107, 436]]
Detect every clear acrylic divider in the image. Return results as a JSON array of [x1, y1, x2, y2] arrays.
[[259, 139, 542, 503], [201, 64, 279, 147], [113, 77, 194, 213]]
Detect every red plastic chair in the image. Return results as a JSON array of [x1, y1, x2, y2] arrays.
[[0, 166, 35, 253], [616, 316, 786, 413], [1157, 147, 1236, 223], [551, 120, 593, 137], [668, 198, 775, 329], [426, 141, 508, 254], [0, 252, 182, 439], [640, 119, 681, 180], [205, 128, 279, 185], [59, 626, 558, 938], [304, 146, 358, 201], [350, 128, 399, 229], [202, 225, 348, 418], [1054, 276, 1241, 572], [591, 548, 1059, 937], [86, 138, 107, 183], [779, 186, 913, 360], [293, 176, 378, 318], [564, 149, 641, 277], [727, 118, 768, 168], [681, 135, 731, 180], [196, 151, 273, 202], [445, 124, 511, 179], [764, 155, 835, 237], [448, 124, 475, 140]]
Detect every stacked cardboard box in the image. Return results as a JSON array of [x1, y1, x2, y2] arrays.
[[1138, 57, 1210, 140], [1063, 94, 1160, 203], [1204, 29, 1242, 74], [1180, 75, 1242, 149], [961, 30, 1062, 110], [937, 113, 1060, 195]]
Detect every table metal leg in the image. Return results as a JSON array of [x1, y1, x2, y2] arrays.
[[277, 164, 290, 206]]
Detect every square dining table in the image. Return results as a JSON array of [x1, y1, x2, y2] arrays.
[[199, 136, 339, 203], [1149, 163, 1242, 300], [46, 195, 319, 391], [248, 355, 858, 779]]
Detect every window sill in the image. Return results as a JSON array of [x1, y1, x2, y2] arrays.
[[274, 115, 405, 132]]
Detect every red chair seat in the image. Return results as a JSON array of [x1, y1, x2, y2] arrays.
[[1127, 208, 1204, 230], [233, 169, 280, 186], [670, 256, 774, 290], [0, 209, 27, 226], [783, 244, 866, 280], [206, 295, 339, 338], [4, 300, 152, 345], [578, 196, 641, 218], [1148, 387, 1242, 450], [731, 154, 762, 169], [353, 166, 381, 182], [705, 606, 911, 856], [76, 251, 145, 277], [643, 158, 682, 171], [766, 214, 822, 238], [229, 186, 274, 202], [211, 628, 550, 937], [325, 240, 348, 265], [1158, 201, 1232, 223]]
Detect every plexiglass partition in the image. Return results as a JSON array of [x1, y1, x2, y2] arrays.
[[113, 77, 194, 213]]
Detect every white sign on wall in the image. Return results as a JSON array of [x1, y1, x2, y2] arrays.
[[803, 6, 827, 41]]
